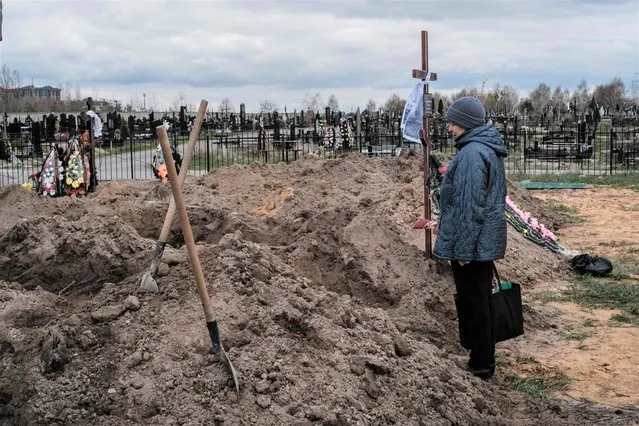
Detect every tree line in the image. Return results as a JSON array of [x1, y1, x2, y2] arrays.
[[380, 77, 634, 120], [1, 63, 634, 120]]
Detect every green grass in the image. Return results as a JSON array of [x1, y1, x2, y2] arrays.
[[504, 372, 569, 402], [563, 276, 639, 324], [547, 203, 579, 215], [511, 173, 639, 190], [583, 319, 596, 327], [515, 356, 539, 365], [531, 256, 639, 325], [610, 313, 634, 323], [566, 332, 591, 341], [529, 291, 562, 304]]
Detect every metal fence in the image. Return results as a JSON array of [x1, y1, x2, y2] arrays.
[[1, 124, 638, 188]]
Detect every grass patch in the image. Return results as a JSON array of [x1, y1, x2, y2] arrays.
[[530, 291, 562, 304], [610, 256, 639, 276], [548, 203, 579, 215], [515, 356, 539, 365], [562, 275, 639, 325], [511, 173, 639, 189], [610, 313, 634, 324], [566, 332, 591, 341], [504, 372, 569, 402], [531, 256, 639, 325]]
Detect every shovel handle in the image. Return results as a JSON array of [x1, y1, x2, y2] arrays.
[[157, 125, 216, 323], [158, 100, 209, 242]]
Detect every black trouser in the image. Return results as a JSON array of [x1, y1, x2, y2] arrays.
[[451, 260, 495, 370]]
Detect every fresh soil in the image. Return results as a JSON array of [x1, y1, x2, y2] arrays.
[[0, 153, 637, 425]]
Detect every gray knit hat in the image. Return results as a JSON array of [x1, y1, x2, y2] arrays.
[[445, 96, 486, 130]]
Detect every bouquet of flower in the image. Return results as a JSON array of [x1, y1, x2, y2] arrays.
[[505, 196, 564, 253]]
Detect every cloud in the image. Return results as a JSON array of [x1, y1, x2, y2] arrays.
[[1, 0, 637, 111]]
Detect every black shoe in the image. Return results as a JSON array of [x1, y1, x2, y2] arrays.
[[467, 360, 495, 380]]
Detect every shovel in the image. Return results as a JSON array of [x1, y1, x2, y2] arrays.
[[139, 100, 208, 293], [156, 124, 240, 396]]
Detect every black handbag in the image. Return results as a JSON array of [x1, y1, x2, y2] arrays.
[[491, 267, 524, 344], [455, 266, 524, 349]]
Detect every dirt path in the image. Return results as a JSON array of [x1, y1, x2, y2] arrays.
[[517, 186, 639, 407]]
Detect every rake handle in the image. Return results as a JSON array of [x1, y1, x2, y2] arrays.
[[157, 125, 216, 323], [158, 100, 209, 242]]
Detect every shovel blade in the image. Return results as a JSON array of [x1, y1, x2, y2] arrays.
[[138, 271, 159, 293], [207, 320, 240, 397], [138, 241, 167, 293]]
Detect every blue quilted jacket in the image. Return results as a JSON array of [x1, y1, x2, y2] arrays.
[[433, 124, 507, 261]]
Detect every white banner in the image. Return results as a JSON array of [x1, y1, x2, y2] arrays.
[[400, 76, 428, 143]]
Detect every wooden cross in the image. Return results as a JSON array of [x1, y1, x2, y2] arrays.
[[411, 30, 437, 258]]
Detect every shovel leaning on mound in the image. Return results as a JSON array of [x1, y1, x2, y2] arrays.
[[139, 99, 208, 293], [156, 125, 240, 396]]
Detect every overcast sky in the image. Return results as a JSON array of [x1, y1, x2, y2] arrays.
[[1, 0, 637, 112]]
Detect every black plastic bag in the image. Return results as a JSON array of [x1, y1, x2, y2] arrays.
[[571, 254, 613, 277]]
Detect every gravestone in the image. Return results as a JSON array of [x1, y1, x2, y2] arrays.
[[32, 121, 43, 156], [128, 115, 135, 136], [68, 115, 77, 132], [273, 111, 280, 141], [60, 113, 68, 131], [179, 106, 187, 133], [45, 114, 56, 140]]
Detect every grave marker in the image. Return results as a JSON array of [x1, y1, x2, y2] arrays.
[[411, 30, 438, 258]]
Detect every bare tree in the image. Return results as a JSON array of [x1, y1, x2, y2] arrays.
[[302, 92, 322, 113], [550, 86, 569, 113], [0, 65, 22, 112], [451, 86, 483, 102], [571, 80, 590, 114], [218, 97, 235, 115], [365, 98, 376, 113], [259, 99, 279, 114], [528, 83, 552, 116], [171, 92, 189, 112], [484, 84, 519, 116], [60, 81, 74, 102], [327, 94, 339, 112], [383, 93, 405, 116], [593, 77, 626, 108]]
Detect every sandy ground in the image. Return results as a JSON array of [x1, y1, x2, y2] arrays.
[[519, 187, 639, 407], [1, 154, 638, 425]]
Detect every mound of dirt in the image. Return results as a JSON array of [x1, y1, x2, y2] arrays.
[[0, 153, 625, 425]]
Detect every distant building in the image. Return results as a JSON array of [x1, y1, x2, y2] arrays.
[[87, 98, 121, 111], [10, 85, 61, 101]]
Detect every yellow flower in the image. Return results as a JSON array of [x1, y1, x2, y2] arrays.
[[72, 181, 79, 188]]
